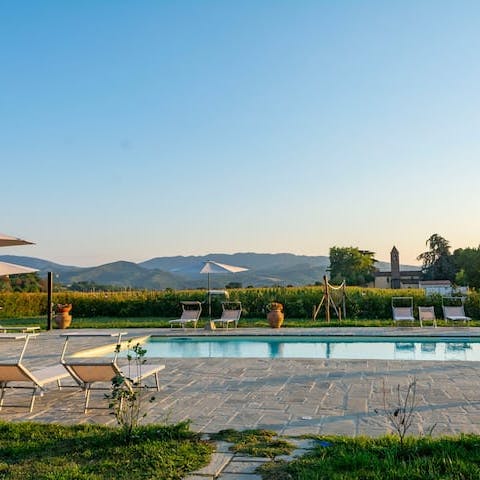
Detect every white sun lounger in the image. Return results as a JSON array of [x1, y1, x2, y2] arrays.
[[0, 334, 69, 412], [60, 332, 165, 413], [392, 297, 419, 326], [169, 301, 202, 329], [0, 325, 40, 333], [212, 302, 242, 329], [418, 306, 437, 328], [443, 305, 471, 324]]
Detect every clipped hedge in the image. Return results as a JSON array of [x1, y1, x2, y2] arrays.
[[0, 287, 478, 320]]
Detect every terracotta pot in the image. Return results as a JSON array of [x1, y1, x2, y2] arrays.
[[267, 303, 284, 328], [55, 313, 72, 329], [56, 303, 72, 314]]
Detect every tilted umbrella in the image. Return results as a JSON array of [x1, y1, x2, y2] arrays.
[[0, 233, 34, 247], [0, 261, 38, 276]]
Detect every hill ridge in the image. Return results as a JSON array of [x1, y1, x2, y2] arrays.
[[0, 253, 418, 289]]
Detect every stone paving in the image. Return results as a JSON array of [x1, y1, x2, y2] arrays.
[[2, 327, 480, 441], [184, 437, 316, 479]]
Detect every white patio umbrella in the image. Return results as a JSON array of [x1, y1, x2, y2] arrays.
[[0, 261, 38, 276], [0, 233, 34, 247], [176, 260, 248, 321], [199, 261, 248, 319]]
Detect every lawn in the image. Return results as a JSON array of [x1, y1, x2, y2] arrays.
[[258, 435, 480, 480], [4, 423, 479, 480], [0, 421, 213, 480], [3, 316, 478, 330]]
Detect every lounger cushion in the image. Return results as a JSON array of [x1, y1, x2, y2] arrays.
[[443, 306, 471, 321]]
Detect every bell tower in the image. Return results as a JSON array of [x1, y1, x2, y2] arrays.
[[390, 246, 401, 289]]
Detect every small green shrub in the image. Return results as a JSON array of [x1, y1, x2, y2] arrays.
[[210, 429, 295, 458], [106, 340, 156, 444]]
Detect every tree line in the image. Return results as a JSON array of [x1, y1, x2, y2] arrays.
[[329, 234, 480, 289]]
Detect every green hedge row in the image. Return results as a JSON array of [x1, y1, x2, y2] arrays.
[[0, 288, 478, 320]]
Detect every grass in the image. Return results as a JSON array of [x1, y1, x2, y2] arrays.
[[257, 434, 480, 480], [210, 429, 295, 458], [2, 316, 478, 330], [0, 420, 213, 480]]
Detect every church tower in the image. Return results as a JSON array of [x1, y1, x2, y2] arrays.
[[390, 246, 401, 289]]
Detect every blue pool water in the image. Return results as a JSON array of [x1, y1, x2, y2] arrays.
[[134, 336, 480, 361]]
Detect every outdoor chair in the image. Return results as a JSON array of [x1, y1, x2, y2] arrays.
[[441, 297, 471, 324], [169, 301, 202, 329], [392, 297, 419, 326], [418, 306, 437, 328], [60, 332, 165, 413], [442, 305, 471, 324], [0, 333, 69, 412], [212, 302, 242, 329]]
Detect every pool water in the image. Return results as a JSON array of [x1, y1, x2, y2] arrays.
[[134, 336, 480, 361]]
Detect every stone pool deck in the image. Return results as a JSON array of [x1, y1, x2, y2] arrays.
[[2, 327, 480, 437]]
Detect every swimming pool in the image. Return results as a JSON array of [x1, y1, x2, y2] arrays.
[[134, 336, 480, 361]]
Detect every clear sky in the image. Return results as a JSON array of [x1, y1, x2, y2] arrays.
[[2, 1, 479, 267]]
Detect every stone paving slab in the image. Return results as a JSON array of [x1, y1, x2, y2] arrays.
[[2, 328, 480, 439], [184, 476, 213, 480], [218, 474, 262, 480], [234, 456, 271, 462], [193, 453, 233, 477], [223, 460, 266, 474]]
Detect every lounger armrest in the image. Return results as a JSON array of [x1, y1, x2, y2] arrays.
[[141, 364, 165, 375], [130, 364, 165, 384], [32, 365, 70, 386]]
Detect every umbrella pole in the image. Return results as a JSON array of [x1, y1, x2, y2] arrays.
[[208, 273, 211, 318], [205, 273, 216, 331]]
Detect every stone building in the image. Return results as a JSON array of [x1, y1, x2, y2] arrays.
[[374, 246, 421, 289]]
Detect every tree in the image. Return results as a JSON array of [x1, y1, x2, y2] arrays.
[[328, 246, 376, 286], [0, 277, 12, 292], [9, 273, 43, 292], [417, 234, 457, 281], [453, 247, 480, 289]]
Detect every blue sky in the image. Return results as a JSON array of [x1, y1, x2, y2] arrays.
[[2, 1, 479, 266]]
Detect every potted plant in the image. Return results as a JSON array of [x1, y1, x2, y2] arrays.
[[266, 302, 284, 328], [55, 303, 72, 329], [56, 303, 72, 314]]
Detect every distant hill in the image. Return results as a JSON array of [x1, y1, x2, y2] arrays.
[[140, 253, 330, 287], [0, 253, 420, 289], [139, 252, 329, 271], [61, 261, 184, 289]]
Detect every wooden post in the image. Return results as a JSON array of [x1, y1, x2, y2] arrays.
[[324, 275, 330, 323]]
